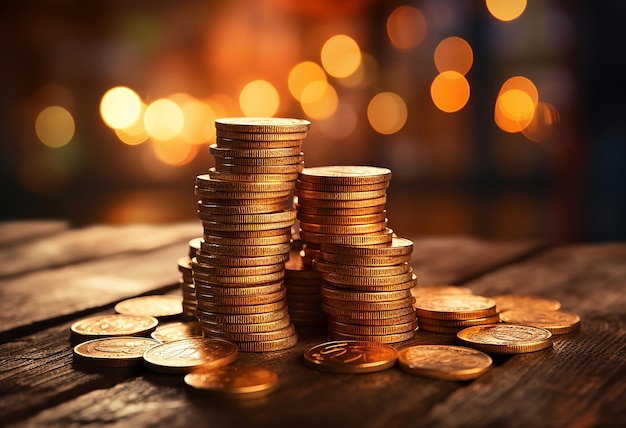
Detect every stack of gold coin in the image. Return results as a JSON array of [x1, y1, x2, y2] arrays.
[[192, 117, 310, 352], [178, 237, 201, 320], [315, 237, 418, 343], [284, 247, 325, 327], [414, 294, 499, 334]]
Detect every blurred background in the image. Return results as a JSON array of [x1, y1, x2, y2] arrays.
[[1, 0, 624, 243]]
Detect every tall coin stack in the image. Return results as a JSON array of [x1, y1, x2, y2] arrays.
[[295, 166, 418, 343], [192, 117, 310, 352]]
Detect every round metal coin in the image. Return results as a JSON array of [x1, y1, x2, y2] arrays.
[[397, 344, 492, 380], [143, 337, 238, 374], [303, 340, 397, 374], [457, 324, 553, 354], [73, 337, 160, 367], [185, 365, 279, 398]]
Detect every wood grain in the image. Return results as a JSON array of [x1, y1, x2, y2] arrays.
[[0, 220, 68, 247]]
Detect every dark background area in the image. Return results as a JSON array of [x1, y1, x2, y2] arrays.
[[1, 0, 624, 243]]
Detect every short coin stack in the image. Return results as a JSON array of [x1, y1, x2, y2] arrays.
[[414, 294, 499, 334], [295, 166, 417, 343], [192, 117, 310, 352], [177, 237, 202, 320], [284, 246, 325, 327]]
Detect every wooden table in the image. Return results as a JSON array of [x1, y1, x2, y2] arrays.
[[1, 221, 624, 427]]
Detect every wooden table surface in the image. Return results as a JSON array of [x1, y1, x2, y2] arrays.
[[1, 221, 624, 428]]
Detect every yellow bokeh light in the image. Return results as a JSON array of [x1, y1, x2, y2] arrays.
[[300, 81, 338, 120], [521, 102, 560, 142], [151, 139, 200, 166], [499, 76, 538, 106], [205, 94, 240, 119], [239, 80, 280, 117], [367, 92, 408, 135], [35, 106, 75, 148], [171, 93, 217, 144], [494, 90, 535, 133], [144, 98, 184, 141], [114, 103, 148, 146], [430, 71, 470, 113], [386, 6, 427, 50], [288, 61, 327, 102], [100, 86, 142, 130], [434, 37, 474, 75], [485, 0, 527, 22], [320, 35, 362, 79], [339, 53, 379, 88]]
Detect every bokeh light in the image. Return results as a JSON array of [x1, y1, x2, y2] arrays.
[[434, 37, 473, 75], [339, 53, 379, 88], [35, 106, 75, 148], [100, 86, 142, 130], [288, 61, 327, 101], [499, 76, 539, 106], [300, 81, 338, 120], [485, 0, 527, 22], [522, 102, 560, 142], [144, 98, 185, 141], [320, 34, 362, 78], [239, 80, 280, 117], [386, 6, 427, 50], [151, 139, 200, 166], [430, 71, 470, 113], [494, 89, 535, 133], [114, 103, 148, 146], [317, 100, 358, 140], [367, 92, 408, 135], [171, 93, 217, 144]]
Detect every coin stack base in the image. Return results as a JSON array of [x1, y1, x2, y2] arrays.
[[414, 294, 498, 334], [179, 240, 200, 320], [284, 247, 325, 327]]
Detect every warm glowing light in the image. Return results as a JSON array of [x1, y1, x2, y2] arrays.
[[239, 80, 280, 117], [300, 81, 338, 120], [144, 98, 184, 141], [114, 104, 149, 146], [288, 61, 327, 101], [430, 71, 470, 113], [522, 102, 560, 141], [434, 37, 473, 75], [35, 106, 75, 148], [100, 86, 142, 130], [317, 100, 358, 140], [367, 92, 408, 135], [386, 6, 427, 50], [339, 53, 379, 88], [486, 0, 527, 22], [494, 90, 535, 133], [320, 35, 362, 78], [205, 94, 240, 118], [171, 93, 217, 144], [151, 139, 200, 166], [499, 76, 538, 106]]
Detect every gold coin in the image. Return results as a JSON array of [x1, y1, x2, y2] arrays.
[[295, 180, 389, 192], [195, 187, 292, 200], [314, 259, 411, 277], [300, 228, 394, 246], [322, 296, 415, 312], [192, 270, 285, 286], [197, 300, 287, 315], [71, 314, 159, 339], [299, 166, 392, 185], [215, 129, 308, 141], [151, 322, 203, 343], [210, 144, 303, 158], [203, 324, 295, 343], [196, 307, 289, 325], [188, 238, 202, 258], [413, 294, 497, 320], [143, 337, 238, 374], [199, 241, 292, 257], [73, 337, 160, 367], [329, 319, 418, 336], [216, 136, 302, 148], [298, 220, 388, 235], [114, 295, 183, 318], [198, 201, 288, 215], [195, 252, 289, 267], [200, 208, 296, 224], [193, 262, 284, 277], [322, 269, 414, 287], [319, 236, 413, 257], [201, 226, 293, 239], [329, 312, 417, 326], [214, 162, 304, 174], [411, 285, 473, 298], [196, 174, 295, 192], [185, 365, 279, 398], [201, 219, 295, 232], [207, 167, 299, 182], [295, 188, 387, 201], [194, 281, 284, 297], [178, 256, 192, 275], [295, 203, 386, 216], [200, 316, 291, 334], [196, 288, 287, 306], [297, 211, 387, 226], [498, 309, 580, 334], [321, 285, 412, 302], [324, 276, 417, 292], [296, 195, 387, 209], [202, 233, 291, 247], [321, 252, 411, 267], [330, 329, 415, 344], [303, 340, 397, 374], [457, 324, 553, 354], [284, 284, 322, 295], [215, 117, 311, 133], [213, 153, 304, 166], [418, 323, 464, 334], [236, 333, 298, 352], [397, 345, 493, 381], [492, 294, 562, 312], [418, 314, 501, 327]]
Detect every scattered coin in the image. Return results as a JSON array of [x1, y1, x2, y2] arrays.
[[397, 345, 493, 381], [151, 322, 204, 342], [70, 314, 159, 340], [142, 337, 238, 374], [414, 294, 497, 320], [114, 295, 183, 318], [492, 294, 562, 312], [457, 324, 553, 354], [73, 337, 160, 367], [499, 309, 581, 334], [185, 365, 279, 398], [303, 340, 398, 374]]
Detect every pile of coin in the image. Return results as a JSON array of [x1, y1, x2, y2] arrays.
[[294, 166, 417, 343], [414, 294, 499, 334], [177, 237, 202, 320], [192, 117, 310, 352], [284, 246, 325, 327]]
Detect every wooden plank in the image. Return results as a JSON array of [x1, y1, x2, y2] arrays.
[[4, 244, 624, 427], [0, 220, 68, 247], [0, 222, 200, 278]]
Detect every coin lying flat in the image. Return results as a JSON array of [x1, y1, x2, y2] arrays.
[[457, 324, 553, 354], [71, 314, 159, 340], [411, 285, 473, 298], [298, 166, 392, 185], [114, 295, 183, 318], [397, 345, 493, 381], [414, 294, 497, 320], [151, 322, 204, 343], [73, 337, 160, 367], [499, 309, 580, 334], [185, 365, 279, 398], [215, 117, 311, 133], [303, 340, 398, 374], [142, 337, 238, 374], [492, 294, 561, 312]]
